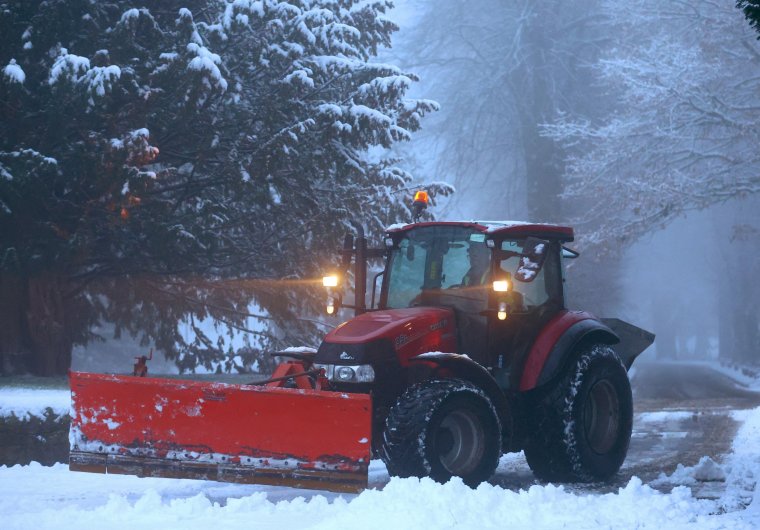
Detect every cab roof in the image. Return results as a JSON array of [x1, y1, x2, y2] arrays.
[[385, 220, 574, 242]]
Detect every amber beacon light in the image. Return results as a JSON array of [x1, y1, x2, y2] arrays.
[[412, 190, 429, 222]]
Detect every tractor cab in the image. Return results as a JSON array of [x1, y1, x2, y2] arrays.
[[381, 223, 568, 314], [380, 222, 571, 381]]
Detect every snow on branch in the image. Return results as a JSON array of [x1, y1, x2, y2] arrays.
[[186, 42, 228, 91], [3, 59, 25, 84], [544, 0, 760, 252], [82, 66, 121, 102], [283, 68, 314, 88], [49, 49, 90, 85]]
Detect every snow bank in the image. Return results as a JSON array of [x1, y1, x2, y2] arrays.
[[719, 408, 760, 515], [0, 463, 740, 530], [1, 385, 759, 528], [0, 388, 70, 420]]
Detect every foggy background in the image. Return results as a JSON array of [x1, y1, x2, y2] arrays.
[[58, 0, 760, 372]]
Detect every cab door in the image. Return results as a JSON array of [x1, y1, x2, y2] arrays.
[[487, 239, 564, 390]]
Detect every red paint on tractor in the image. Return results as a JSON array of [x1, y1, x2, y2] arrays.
[[323, 307, 457, 365], [518, 310, 596, 391], [69, 371, 372, 479], [386, 221, 574, 240]]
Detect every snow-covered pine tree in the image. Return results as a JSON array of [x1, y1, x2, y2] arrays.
[[738, 0, 760, 37], [0, 0, 446, 375]]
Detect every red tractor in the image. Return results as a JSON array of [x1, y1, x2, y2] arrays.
[[69, 195, 653, 492]]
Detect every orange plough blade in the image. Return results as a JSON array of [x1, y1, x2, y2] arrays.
[[69, 371, 372, 493]]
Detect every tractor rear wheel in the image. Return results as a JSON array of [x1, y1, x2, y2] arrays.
[[524, 344, 632, 482], [381, 379, 501, 487]]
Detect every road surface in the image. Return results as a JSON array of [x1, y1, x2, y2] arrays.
[[489, 361, 760, 496]]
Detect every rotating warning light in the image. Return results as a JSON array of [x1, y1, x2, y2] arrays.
[[411, 190, 429, 222]]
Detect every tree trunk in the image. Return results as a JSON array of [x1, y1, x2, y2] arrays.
[[732, 288, 759, 366], [524, 120, 563, 223], [0, 273, 31, 374], [652, 297, 677, 360], [0, 272, 73, 376], [717, 278, 734, 362], [717, 257, 760, 366]]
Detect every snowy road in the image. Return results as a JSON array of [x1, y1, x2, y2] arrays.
[[2, 362, 760, 529], [492, 361, 760, 495]]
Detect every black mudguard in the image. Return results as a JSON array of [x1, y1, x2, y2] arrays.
[[600, 318, 656, 369], [535, 318, 654, 388], [410, 353, 513, 448]]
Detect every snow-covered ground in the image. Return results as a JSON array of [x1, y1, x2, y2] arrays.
[[695, 361, 760, 392], [0, 386, 69, 420], [2, 365, 760, 529], [1, 427, 759, 530]]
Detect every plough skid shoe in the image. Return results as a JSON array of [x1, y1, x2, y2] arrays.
[[69, 371, 372, 493]]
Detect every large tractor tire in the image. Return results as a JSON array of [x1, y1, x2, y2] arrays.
[[524, 344, 633, 482], [381, 379, 501, 487]]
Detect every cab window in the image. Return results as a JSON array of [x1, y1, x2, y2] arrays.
[[500, 240, 550, 310]]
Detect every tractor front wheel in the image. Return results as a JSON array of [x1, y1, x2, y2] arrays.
[[524, 344, 633, 482], [381, 379, 501, 487]]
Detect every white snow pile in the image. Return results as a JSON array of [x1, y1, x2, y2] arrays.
[[0, 387, 70, 421], [720, 409, 760, 514], [0, 464, 722, 530], [653, 456, 727, 487], [2, 408, 760, 528]]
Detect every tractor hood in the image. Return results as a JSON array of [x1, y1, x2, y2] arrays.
[[317, 307, 458, 366]]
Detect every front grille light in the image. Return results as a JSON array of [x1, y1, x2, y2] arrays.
[[314, 363, 375, 383]]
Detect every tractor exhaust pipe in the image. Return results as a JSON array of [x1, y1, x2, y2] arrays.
[[351, 222, 367, 316]]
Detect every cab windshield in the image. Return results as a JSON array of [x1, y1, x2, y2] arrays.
[[385, 226, 490, 309]]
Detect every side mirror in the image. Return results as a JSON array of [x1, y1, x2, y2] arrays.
[[515, 237, 549, 283]]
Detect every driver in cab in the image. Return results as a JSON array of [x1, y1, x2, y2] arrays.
[[461, 241, 490, 287]]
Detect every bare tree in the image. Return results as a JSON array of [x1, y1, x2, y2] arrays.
[[545, 0, 760, 250], [394, 0, 609, 221]]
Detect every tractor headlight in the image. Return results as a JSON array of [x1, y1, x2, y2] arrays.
[[314, 363, 375, 383], [492, 279, 511, 292], [322, 274, 339, 287], [497, 301, 508, 321], [355, 364, 375, 383], [336, 366, 355, 381]]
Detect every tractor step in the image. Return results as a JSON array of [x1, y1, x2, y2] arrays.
[[69, 371, 372, 493]]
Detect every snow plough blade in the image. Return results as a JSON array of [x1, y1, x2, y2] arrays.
[[69, 371, 372, 493]]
